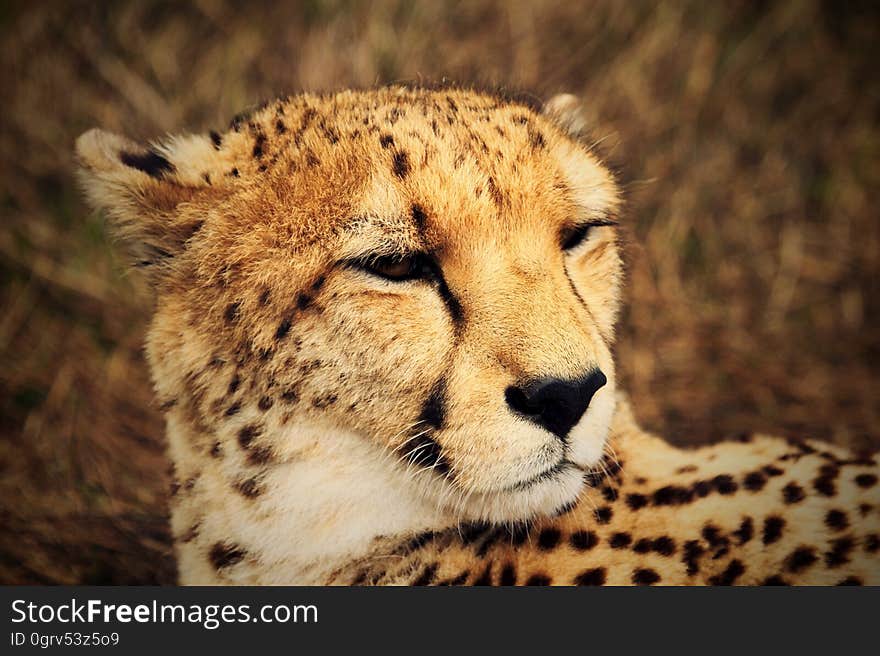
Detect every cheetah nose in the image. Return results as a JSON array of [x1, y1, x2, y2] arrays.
[[504, 370, 607, 440]]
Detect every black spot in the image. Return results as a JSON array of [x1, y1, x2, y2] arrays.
[[418, 379, 447, 429], [486, 176, 505, 208], [702, 524, 730, 558], [238, 424, 260, 449], [837, 576, 862, 586], [683, 540, 704, 575], [762, 575, 789, 586], [225, 302, 241, 323], [247, 446, 272, 466], [224, 401, 241, 417], [210, 441, 222, 458], [379, 134, 394, 148], [865, 534, 879, 553], [525, 574, 551, 586], [252, 133, 266, 159], [210, 130, 222, 148], [692, 480, 711, 497], [510, 522, 531, 546], [601, 485, 619, 502], [574, 568, 606, 586], [227, 374, 241, 395], [209, 542, 246, 570], [782, 482, 806, 504], [570, 530, 599, 551], [632, 568, 661, 585], [785, 546, 818, 573], [312, 393, 337, 408], [258, 288, 271, 306], [762, 516, 785, 545], [633, 538, 652, 554], [443, 571, 470, 586], [258, 396, 274, 411], [652, 485, 694, 506], [281, 387, 298, 403], [499, 563, 517, 586], [709, 559, 745, 585], [460, 522, 491, 545], [528, 127, 545, 149], [825, 509, 848, 531], [609, 532, 632, 549], [473, 563, 493, 586], [475, 528, 505, 557], [120, 149, 174, 178], [711, 474, 738, 495], [763, 465, 784, 477], [744, 471, 767, 491], [275, 316, 292, 340], [653, 536, 677, 556], [394, 531, 436, 555], [230, 167, 239, 178], [411, 203, 427, 232], [537, 528, 561, 550], [626, 493, 648, 510], [236, 477, 262, 498], [813, 475, 836, 497], [413, 563, 439, 586], [296, 293, 312, 310], [855, 473, 878, 488], [392, 150, 410, 178], [824, 537, 855, 568], [733, 517, 754, 545], [275, 119, 286, 135], [594, 506, 613, 524]]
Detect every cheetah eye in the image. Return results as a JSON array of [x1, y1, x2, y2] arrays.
[[561, 220, 618, 252], [356, 253, 434, 282]]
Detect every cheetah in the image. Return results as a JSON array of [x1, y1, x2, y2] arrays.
[[75, 86, 880, 585]]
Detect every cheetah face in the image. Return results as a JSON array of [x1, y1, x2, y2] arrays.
[[77, 88, 623, 524]]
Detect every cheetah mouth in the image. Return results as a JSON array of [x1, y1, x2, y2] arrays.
[[500, 459, 581, 493]]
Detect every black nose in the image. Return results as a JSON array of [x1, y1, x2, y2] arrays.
[[504, 370, 607, 440]]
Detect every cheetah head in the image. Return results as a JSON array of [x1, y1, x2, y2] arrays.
[[76, 87, 623, 525]]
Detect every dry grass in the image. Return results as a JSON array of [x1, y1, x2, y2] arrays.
[[1, 0, 878, 584]]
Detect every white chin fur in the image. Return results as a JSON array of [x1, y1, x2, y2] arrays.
[[441, 463, 586, 524]]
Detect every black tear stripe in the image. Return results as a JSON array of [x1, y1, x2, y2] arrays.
[[419, 256, 465, 332], [419, 378, 447, 429], [120, 149, 174, 178], [434, 275, 464, 330]]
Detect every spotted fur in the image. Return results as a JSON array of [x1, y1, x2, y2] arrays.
[[76, 86, 879, 585]]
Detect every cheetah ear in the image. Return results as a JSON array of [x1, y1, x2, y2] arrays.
[[542, 93, 587, 138], [75, 128, 220, 278]]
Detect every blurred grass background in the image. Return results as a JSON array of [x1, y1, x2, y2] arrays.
[[1, 0, 878, 584]]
